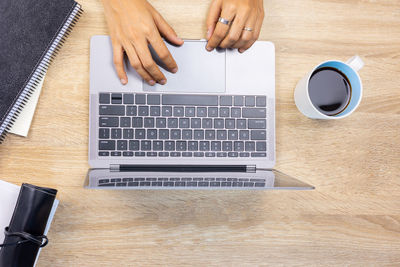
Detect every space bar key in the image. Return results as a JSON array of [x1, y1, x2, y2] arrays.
[[162, 94, 219, 106]]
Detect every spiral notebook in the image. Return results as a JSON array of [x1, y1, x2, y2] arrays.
[[0, 0, 82, 143]]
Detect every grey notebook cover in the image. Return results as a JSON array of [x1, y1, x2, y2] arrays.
[[0, 0, 82, 142]]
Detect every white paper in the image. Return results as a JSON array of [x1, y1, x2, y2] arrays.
[[0, 180, 58, 266], [9, 75, 45, 137]]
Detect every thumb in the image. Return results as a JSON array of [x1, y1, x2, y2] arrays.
[[206, 0, 222, 40]]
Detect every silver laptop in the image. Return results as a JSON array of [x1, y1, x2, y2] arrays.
[[86, 35, 313, 190]]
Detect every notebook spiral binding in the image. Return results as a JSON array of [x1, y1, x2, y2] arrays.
[[0, 3, 83, 143]]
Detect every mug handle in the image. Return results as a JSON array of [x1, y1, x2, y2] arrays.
[[346, 55, 364, 72]]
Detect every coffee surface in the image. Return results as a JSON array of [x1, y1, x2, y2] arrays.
[[308, 67, 351, 116]]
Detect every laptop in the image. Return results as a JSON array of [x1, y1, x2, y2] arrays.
[[86, 35, 314, 190]]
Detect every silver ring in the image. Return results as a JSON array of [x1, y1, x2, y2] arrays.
[[243, 27, 253, 32], [218, 17, 231, 25]]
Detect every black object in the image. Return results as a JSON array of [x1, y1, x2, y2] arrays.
[[0, 184, 57, 267], [0, 0, 82, 142]]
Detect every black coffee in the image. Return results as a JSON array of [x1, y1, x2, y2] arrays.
[[308, 67, 351, 116]]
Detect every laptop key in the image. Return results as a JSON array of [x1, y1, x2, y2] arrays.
[[162, 106, 173, 116], [205, 130, 215, 140], [156, 118, 167, 128], [116, 182, 127, 187], [210, 182, 220, 187], [216, 178, 226, 181], [147, 129, 157, 139], [132, 117, 143, 127], [228, 152, 238, 157], [129, 140, 139, 150], [159, 129, 169, 139], [120, 117, 131, 127], [237, 119, 247, 129], [165, 141, 175, 151], [111, 151, 121, 156], [168, 118, 178, 128], [123, 151, 133, 157], [153, 141, 163, 151], [135, 129, 145, 139], [182, 129, 192, 140], [141, 140, 151, 150], [256, 141, 267, 151], [99, 117, 119, 127], [211, 141, 221, 151], [214, 119, 224, 129], [234, 141, 244, 151], [99, 105, 125, 115], [170, 152, 181, 157], [122, 178, 134, 182], [117, 140, 127, 150], [234, 96, 244, 106], [123, 129, 134, 139], [205, 152, 215, 157], [99, 93, 110, 104], [256, 96, 267, 107], [135, 152, 145, 156], [245, 141, 255, 151], [187, 182, 198, 187], [193, 178, 203, 181], [147, 152, 157, 157], [163, 181, 175, 187], [232, 182, 243, 187], [194, 152, 204, 157], [197, 107, 207, 117], [220, 96, 232, 106], [251, 130, 267, 140], [176, 141, 187, 151], [128, 182, 139, 186], [239, 130, 250, 140], [171, 129, 181, 139], [225, 119, 235, 129], [208, 107, 218, 117], [255, 183, 266, 187], [220, 107, 230, 117], [135, 94, 146, 104], [179, 118, 190, 128], [199, 141, 210, 151], [222, 141, 232, 151], [99, 179, 110, 184], [188, 141, 198, 151], [245, 96, 256, 107], [111, 93, 122, 104], [231, 108, 241, 118], [244, 182, 255, 187], [138, 106, 149, 116], [217, 130, 227, 140], [191, 118, 201, 128], [217, 152, 227, 157], [111, 128, 121, 139], [99, 128, 110, 139], [176, 182, 186, 187], [147, 94, 160, 105], [239, 152, 250, 157], [228, 130, 238, 140], [159, 152, 169, 157], [98, 151, 109, 156], [251, 152, 267, 157], [221, 182, 232, 187], [162, 94, 218, 106], [140, 181, 151, 186], [194, 130, 204, 140], [185, 107, 195, 117], [174, 106, 184, 117], [182, 152, 193, 157], [99, 183, 115, 187], [134, 178, 145, 181], [126, 106, 137, 116], [99, 140, 115, 150], [248, 119, 266, 129], [150, 106, 161, 116], [123, 93, 134, 104], [198, 182, 209, 187], [202, 118, 212, 128], [242, 108, 266, 118]]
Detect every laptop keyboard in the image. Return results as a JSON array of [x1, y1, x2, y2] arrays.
[[97, 93, 268, 158], [98, 177, 267, 188]]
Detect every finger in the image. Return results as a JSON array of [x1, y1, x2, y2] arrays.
[[206, 8, 236, 51], [239, 13, 263, 53], [134, 38, 167, 84], [149, 34, 178, 73], [219, 9, 250, 48], [112, 41, 128, 85], [123, 42, 155, 85], [206, 0, 222, 40], [232, 14, 257, 49], [151, 8, 184, 46]]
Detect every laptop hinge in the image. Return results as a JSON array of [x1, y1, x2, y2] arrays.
[[110, 164, 256, 173]]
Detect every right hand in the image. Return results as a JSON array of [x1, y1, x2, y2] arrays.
[[102, 0, 183, 85]]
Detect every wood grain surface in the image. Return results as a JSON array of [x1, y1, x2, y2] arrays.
[[1, 0, 400, 266]]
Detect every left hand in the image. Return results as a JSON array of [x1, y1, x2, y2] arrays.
[[206, 0, 264, 53]]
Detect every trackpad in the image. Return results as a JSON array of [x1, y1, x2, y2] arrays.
[[143, 41, 226, 93]]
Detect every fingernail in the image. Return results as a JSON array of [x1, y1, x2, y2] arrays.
[[149, 80, 155, 85], [206, 46, 213, 52], [239, 49, 245, 53], [176, 37, 183, 43], [121, 78, 127, 85], [160, 79, 167, 85], [172, 67, 178, 73]]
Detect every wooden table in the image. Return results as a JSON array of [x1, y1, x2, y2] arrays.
[[1, 0, 399, 265]]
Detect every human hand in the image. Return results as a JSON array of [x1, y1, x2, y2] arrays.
[[102, 0, 183, 85], [206, 0, 264, 53]]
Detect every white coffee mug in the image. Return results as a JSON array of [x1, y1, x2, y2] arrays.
[[294, 55, 364, 119]]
